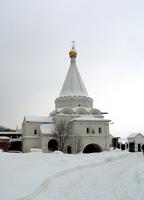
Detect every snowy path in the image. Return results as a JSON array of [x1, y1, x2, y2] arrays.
[[1, 151, 144, 200], [33, 153, 144, 200]]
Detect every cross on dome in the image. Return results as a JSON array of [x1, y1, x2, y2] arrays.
[[72, 41, 75, 49], [69, 41, 77, 58]]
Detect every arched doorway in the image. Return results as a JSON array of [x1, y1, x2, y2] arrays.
[[48, 139, 58, 152], [83, 143, 102, 153]]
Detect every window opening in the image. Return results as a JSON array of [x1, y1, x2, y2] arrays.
[[86, 128, 89, 133], [98, 127, 102, 134]]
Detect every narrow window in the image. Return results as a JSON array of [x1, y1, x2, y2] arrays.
[[86, 128, 89, 133], [92, 128, 95, 134], [34, 130, 37, 135], [98, 127, 102, 134]]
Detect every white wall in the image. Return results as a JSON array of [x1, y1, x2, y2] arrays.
[[22, 121, 42, 152], [71, 121, 111, 152], [22, 137, 41, 152]]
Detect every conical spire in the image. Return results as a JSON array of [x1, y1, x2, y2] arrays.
[[59, 43, 88, 97]]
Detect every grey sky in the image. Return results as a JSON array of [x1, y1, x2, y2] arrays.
[[0, 0, 144, 138]]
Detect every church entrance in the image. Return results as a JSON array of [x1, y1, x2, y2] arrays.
[[48, 139, 58, 152], [83, 143, 102, 153], [129, 142, 135, 152]]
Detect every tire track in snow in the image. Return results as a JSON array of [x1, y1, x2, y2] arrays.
[[17, 152, 130, 200]]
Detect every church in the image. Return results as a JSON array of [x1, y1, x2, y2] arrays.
[[22, 44, 112, 153]]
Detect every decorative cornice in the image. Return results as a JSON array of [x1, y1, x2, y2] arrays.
[[55, 95, 93, 102]]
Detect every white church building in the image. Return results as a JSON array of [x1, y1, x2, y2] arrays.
[[22, 44, 112, 153]]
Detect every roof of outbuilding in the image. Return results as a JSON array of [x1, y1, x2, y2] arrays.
[[0, 132, 21, 135], [0, 136, 10, 140], [71, 115, 110, 122], [24, 116, 53, 123], [128, 133, 144, 138]]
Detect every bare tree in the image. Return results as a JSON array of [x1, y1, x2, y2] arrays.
[[0, 126, 15, 132], [53, 120, 70, 152], [76, 136, 82, 153]]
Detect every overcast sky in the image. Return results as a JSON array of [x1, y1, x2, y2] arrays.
[[0, 0, 144, 138]]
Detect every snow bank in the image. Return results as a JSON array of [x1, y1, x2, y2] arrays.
[[30, 148, 42, 152]]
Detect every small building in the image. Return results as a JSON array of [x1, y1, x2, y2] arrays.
[[22, 116, 54, 153], [0, 131, 22, 151], [127, 133, 144, 152]]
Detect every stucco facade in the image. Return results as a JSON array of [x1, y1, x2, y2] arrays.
[[22, 121, 41, 152], [71, 119, 111, 152]]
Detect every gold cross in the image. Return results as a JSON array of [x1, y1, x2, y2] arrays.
[[72, 40, 75, 49]]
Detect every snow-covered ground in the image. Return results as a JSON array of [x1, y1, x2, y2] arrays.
[[0, 150, 144, 200]]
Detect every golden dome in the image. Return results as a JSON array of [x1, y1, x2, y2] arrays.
[[69, 50, 77, 58], [69, 41, 77, 58]]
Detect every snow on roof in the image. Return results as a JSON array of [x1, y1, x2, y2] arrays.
[[128, 133, 144, 138], [10, 137, 22, 142], [60, 58, 88, 97], [40, 124, 55, 134], [71, 115, 110, 122], [0, 132, 22, 135], [24, 116, 53, 123], [0, 136, 10, 140], [120, 138, 128, 144]]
